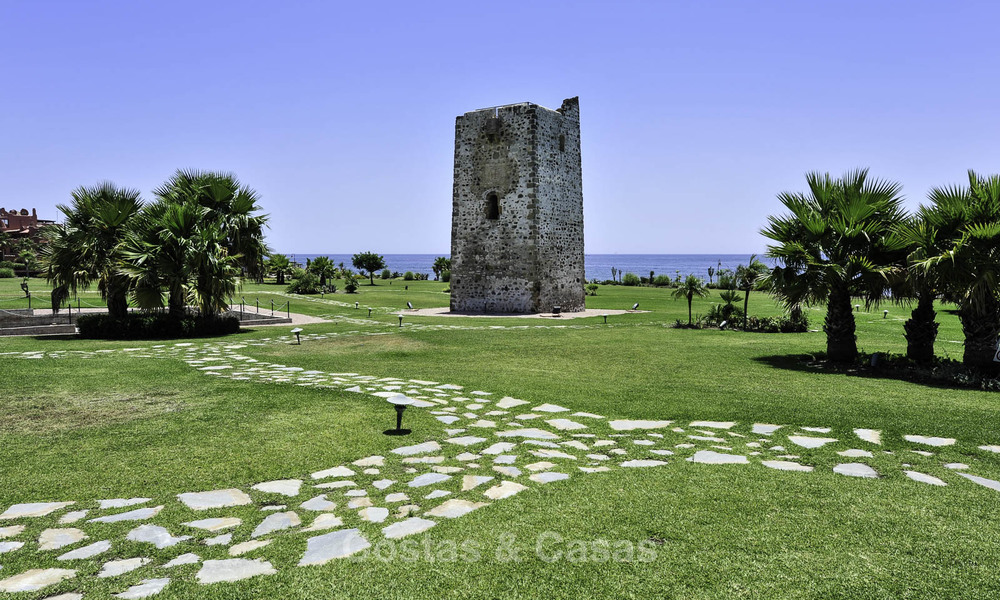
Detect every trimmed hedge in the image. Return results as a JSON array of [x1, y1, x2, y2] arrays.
[[0, 268, 14, 278], [77, 313, 240, 339]]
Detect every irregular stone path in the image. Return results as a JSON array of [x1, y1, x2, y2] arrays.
[[1, 336, 1000, 597]]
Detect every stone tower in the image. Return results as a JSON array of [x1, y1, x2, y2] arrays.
[[450, 97, 585, 314]]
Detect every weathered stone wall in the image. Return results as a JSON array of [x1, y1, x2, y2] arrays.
[[450, 97, 584, 313]]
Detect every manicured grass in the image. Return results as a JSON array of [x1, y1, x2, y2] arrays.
[[1, 282, 997, 598]]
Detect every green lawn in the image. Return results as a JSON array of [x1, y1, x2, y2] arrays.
[[0, 282, 998, 599]]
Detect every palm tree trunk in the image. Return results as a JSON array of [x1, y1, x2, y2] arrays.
[[687, 294, 693, 325], [959, 298, 1000, 372], [743, 288, 750, 331], [107, 290, 128, 319], [825, 287, 857, 362], [904, 291, 938, 364]]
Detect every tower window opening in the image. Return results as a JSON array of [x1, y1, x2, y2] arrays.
[[486, 193, 500, 220], [559, 134, 566, 152]]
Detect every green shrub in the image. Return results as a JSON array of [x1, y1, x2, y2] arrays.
[[344, 277, 359, 293], [77, 313, 240, 340], [0, 268, 14, 278], [652, 275, 672, 287], [441, 270, 451, 282], [403, 271, 415, 281], [586, 283, 599, 296], [380, 269, 392, 279], [287, 271, 321, 294], [622, 272, 641, 286]]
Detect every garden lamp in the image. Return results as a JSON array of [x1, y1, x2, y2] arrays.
[[291, 327, 303, 344]]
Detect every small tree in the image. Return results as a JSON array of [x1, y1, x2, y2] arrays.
[[266, 254, 293, 285], [352, 251, 386, 285], [432, 256, 452, 281], [344, 274, 359, 293], [672, 274, 709, 325], [707, 266, 715, 285], [309, 256, 336, 288], [736, 254, 769, 330]]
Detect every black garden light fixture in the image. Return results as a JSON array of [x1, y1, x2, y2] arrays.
[[355, 301, 359, 309], [368, 308, 373, 317], [397, 313, 404, 327], [601, 314, 608, 324], [385, 394, 413, 435], [291, 327, 303, 344], [631, 302, 639, 311], [883, 310, 888, 319]]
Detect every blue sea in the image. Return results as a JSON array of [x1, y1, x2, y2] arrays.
[[290, 254, 774, 282]]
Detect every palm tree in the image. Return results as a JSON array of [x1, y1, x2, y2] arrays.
[[309, 256, 336, 288], [736, 254, 769, 330], [42, 182, 143, 319], [267, 254, 293, 285], [707, 266, 714, 285], [672, 274, 709, 325], [762, 169, 905, 362], [432, 256, 452, 281], [912, 171, 1000, 370]]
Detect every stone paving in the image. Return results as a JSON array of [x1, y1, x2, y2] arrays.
[[1, 336, 1000, 597]]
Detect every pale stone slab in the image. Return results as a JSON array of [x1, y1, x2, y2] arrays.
[[353, 455, 385, 467], [392, 441, 442, 456], [957, 472, 1000, 492], [204, 533, 232, 546], [58, 510, 88, 524], [833, 463, 879, 478], [572, 412, 606, 419], [115, 577, 170, 598], [911, 450, 934, 457], [854, 428, 882, 444], [314, 480, 357, 489], [690, 421, 735, 429], [525, 461, 556, 472], [89, 505, 164, 523], [425, 489, 451, 499], [0, 540, 24, 553], [402, 456, 445, 464], [533, 404, 570, 413], [456, 452, 480, 461], [687, 451, 748, 465], [496, 428, 559, 440], [689, 435, 724, 442], [196, 558, 276, 584], [310, 466, 355, 480], [0, 568, 77, 592], [904, 435, 955, 447], [562, 440, 590, 450], [608, 420, 672, 431], [383, 517, 436, 539], [425, 499, 488, 518], [99, 498, 151, 510], [373, 479, 395, 490], [801, 426, 832, 433], [99, 557, 151, 578], [163, 553, 200, 568], [37, 593, 82, 600], [788, 436, 837, 449], [493, 454, 517, 464], [252, 511, 300, 538], [37, 528, 87, 551], [302, 514, 344, 532], [0, 502, 74, 520], [385, 493, 409, 503], [482, 442, 517, 455], [183, 518, 241, 532], [128, 525, 191, 549], [462, 475, 494, 491], [178, 489, 251, 510], [762, 460, 813, 472], [57, 539, 111, 560], [944, 463, 969, 470], [409, 473, 452, 488], [496, 397, 529, 409], [359, 507, 389, 523], [299, 529, 371, 566], [751, 424, 782, 435], [470, 419, 496, 428], [484, 481, 527, 500], [530, 449, 577, 460], [546, 419, 587, 431], [0, 525, 24, 538], [838, 449, 873, 458], [978, 445, 1000, 453], [621, 459, 669, 468], [650, 449, 674, 456], [493, 466, 522, 477], [260, 505, 286, 511], [905, 471, 947, 486], [300, 495, 336, 512], [446, 436, 488, 446], [252, 479, 303, 497], [530, 472, 570, 483], [230, 540, 271, 556], [580, 466, 611, 473]]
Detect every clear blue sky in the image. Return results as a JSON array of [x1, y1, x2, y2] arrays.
[[2, 0, 998, 254]]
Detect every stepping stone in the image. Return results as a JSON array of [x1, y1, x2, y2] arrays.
[[650, 449, 674, 456], [593, 440, 616, 447], [345, 489, 368, 497], [373, 479, 395, 490], [530, 472, 570, 484], [633, 439, 655, 446], [183, 518, 241, 532], [99, 498, 151, 510], [348, 497, 373, 509], [978, 445, 1000, 453], [261, 505, 286, 511], [561, 440, 589, 450], [115, 578, 170, 598], [178, 489, 251, 510], [303, 514, 344, 531], [230, 540, 271, 556], [252, 511, 300, 538], [689, 435, 724, 442], [385, 493, 409, 503], [493, 466, 522, 477], [586, 454, 609, 461], [314, 481, 357, 489], [608, 420, 673, 431], [127, 525, 191, 548], [752, 424, 782, 435], [854, 428, 882, 444], [37, 594, 82, 600], [409, 473, 451, 487], [300, 495, 337, 512], [530, 449, 577, 460], [446, 436, 488, 446], [426, 499, 488, 518], [788, 436, 837, 449], [196, 558, 276, 584], [310, 466, 355, 479], [690, 421, 735, 429], [546, 419, 587, 431], [392, 441, 442, 456], [957, 472, 1000, 492], [37, 528, 87, 551], [0, 540, 24, 553], [496, 397, 529, 409], [580, 466, 611, 473], [204, 533, 232, 546], [493, 455, 517, 464], [58, 540, 111, 560], [515, 413, 541, 420], [687, 451, 748, 465], [425, 489, 451, 499], [572, 412, 606, 419], [353, 455, 385, 467], [299, 529, 371, 566], [402, 456, 445, 464], [0, 568, 77, 593], [911, 450, 934, 457], [525, 461, 556, 472], [0, 502, 75, 520], [944, 463, 969, 470], [838, 449, 873, 458], [904, 435, 955, 447], [484, 481, 527, 500], [762, 460, 813, 472], [383, 517, 436, 539], [163, 553, 200, 568], [482, 442, 517, 455], [801, 426, 831, 433], [359, 507, 390, 523], [59, 511, 88, 524], [0, 525, 24, 538], [436, 416, 461, 424], [252, 479, 303, 497], [833, 463, 879, 478], [470, 420, 497, 428], [905, 471, 947, 486], [532, 404, 570, 413], [462, 475, 494, 491], [456, 453, 480, 461], [99, 557, 151, 578], [496, 428, 560, 440], [621, 459, 668, 468]]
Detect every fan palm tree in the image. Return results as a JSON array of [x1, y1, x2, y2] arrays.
[[672, 274, 709, 325], [42, 182, 143, 318], [912, 171, 1000, 370], [309, 256, 336, 288], [762, 169, 905, 362], [267, 254, 293, 285], [736, 254, 769, 331], [432, 256, 452, 281]]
